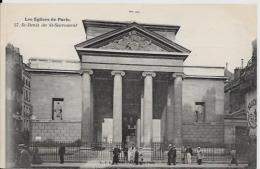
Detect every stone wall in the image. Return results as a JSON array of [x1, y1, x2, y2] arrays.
[[183, 78, 225, 123], [31, 73, 82, 120], [31, 121, 81, 142], [182, 123, 224, 144]]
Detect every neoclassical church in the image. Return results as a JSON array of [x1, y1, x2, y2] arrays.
[[28, 20, 226, 147]]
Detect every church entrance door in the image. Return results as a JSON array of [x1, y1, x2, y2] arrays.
[[123, 114, 138, 146]]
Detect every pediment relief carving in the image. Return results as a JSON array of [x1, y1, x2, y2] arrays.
[[98, 30, 167, 52]]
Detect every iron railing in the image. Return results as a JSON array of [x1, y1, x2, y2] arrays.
[[30, 141, 248, 163]]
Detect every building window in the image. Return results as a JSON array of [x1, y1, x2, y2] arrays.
[[24, 89, 26, 99], [195, 102, 205, 122], [26, 90, 28, 101], [24, 90, 27, 100], [28, 92, 30, 102], [52, 98, 64, 120]]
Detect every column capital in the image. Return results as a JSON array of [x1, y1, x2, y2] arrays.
[[172, 72, 185, 79], [111, 70, 125, 76], [80, 69, 93, 75], [142, 71, 156, 77]]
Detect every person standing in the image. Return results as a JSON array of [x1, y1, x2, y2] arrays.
[[186, 145, 193, 164], [31, 146, 42, 164], [58, 144, 66, 164], [167, 144, 177, 165], [134, 148, 139, 165], [196, 147, 203, 165], [229, 148, 238, 166], [128, 145, 135, 163], [112, 145, 121, 165], [122, 145, 128, 163], [139, 152, 143, 165], [181, 145, 187, 164], [172, 145, 177, 165], [17, 144, 31, 168]]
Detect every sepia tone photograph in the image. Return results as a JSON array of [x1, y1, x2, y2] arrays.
[[1, 3, 257, 169]]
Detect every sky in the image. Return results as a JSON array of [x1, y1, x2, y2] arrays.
[[2, 4, 257, 72]]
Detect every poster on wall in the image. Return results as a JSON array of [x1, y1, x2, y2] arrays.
[[52, 99, 64, 120], [247, 98, 257, 138]]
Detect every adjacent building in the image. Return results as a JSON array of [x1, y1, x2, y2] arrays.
[[22, 63, 33, 133], [224, 39, 257, 145], [28, 20, 227, 148], [224, 39, 257, 168], [6, 44, 32, 165]]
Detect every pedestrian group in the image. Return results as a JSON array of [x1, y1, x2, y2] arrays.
[[112, 144, 205, 165], [167, 144, 201, 165], [112, 144, 143, 165], [14, 143, 239, 167]]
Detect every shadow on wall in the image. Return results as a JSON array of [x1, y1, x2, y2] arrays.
[[202, 88, 216, 122], [183, 103, 194, 123], [183, 87, 223, 123]]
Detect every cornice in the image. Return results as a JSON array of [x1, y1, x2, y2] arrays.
[[26, 68, 81, 75], [76, 47, 189, 61], [185, 75, 228, 80], [82, 19, 180, 34]]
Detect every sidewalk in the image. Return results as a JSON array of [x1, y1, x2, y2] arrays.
[[32, 162, 248, 169]]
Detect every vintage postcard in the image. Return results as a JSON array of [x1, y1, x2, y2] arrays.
[[0, 2, 257, 169]]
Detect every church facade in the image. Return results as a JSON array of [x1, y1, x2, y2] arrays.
[[28, 20, 226, 147]]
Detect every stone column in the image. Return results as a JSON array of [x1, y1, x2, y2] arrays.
[[172, 72, 184, 145], [136, 119, 141, 148], [111, 70, 125, 143], [166, 80, 175, 144], [140, 95, 144, 145], [81, 70, 93, 144], [142, 72, 156, 148]]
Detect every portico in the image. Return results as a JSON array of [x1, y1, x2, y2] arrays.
[[80, 69, 186, 147], [75, 21, 190, 147]]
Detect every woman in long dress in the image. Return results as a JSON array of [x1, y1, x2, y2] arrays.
[[196, 147, 203, 165], [128, 146, 135, 163]]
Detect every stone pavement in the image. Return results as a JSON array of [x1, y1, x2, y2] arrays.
[[31, 162, 248, 169]]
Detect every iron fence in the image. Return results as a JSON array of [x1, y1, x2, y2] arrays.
[[151, 142, 248, 163], [30, 141, 248, 163]]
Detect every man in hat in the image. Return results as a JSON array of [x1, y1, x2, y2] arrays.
[[196, 147, 203, 165], [134, 148, 139, 165], [58, 144, 66, 164], [186, 145, 193, 164], [229, 146, 238, 166], [167, 144, 177, 165], [122, 144, 128, 163], [17, 144, 31, 168], [112, 145, 121, 165]]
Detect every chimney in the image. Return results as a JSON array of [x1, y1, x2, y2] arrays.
[[234, 67, 241, 79], [241, 59, 244, 69], [225, 62, 228, 70]]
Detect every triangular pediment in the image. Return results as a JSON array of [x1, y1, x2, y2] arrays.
[[75, 23, 191, 54], [96, 30, 167, 52]]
